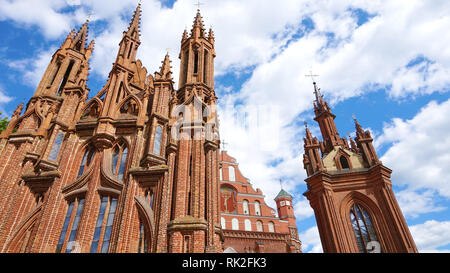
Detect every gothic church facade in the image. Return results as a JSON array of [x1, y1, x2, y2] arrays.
[[0, 5, 224, 253]]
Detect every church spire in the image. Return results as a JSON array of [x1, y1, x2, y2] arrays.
[[71, 20, 90, 52], [191, 9, 206, 38], [155, 53, 173, 81], [126, 2, 142, 41]]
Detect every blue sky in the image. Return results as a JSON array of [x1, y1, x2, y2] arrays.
[[1, 0, 450, 252]]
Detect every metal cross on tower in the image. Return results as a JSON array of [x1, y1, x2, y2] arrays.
[[305, 70, 319, 84], [194, 0, 204, 10], [221, 139, 228, 151], [86, 11, 95, 22]]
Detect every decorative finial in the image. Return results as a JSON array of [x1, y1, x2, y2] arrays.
[[279, 179, 284, 190], [352, 114, 357, 122], [165, 48, 171, 55], [304, 121, 308, 128]]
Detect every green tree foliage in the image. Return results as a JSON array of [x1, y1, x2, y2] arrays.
[[0, 113, 9, 133]]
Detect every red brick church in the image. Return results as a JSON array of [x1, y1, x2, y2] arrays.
[[0, 4, 301, 253], [0, 3, 415, 253]]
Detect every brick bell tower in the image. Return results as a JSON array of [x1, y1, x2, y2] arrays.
[[275, 189, 301, 252], [302, 81, 418, 253], [166, 9, 222, 253]]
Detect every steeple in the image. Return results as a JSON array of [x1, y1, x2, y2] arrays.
[[71, 20, 89, 52], [178, 10, 216, 93], [191, 9, 206, 38], [156, 53, 173, 81], [353, 117, 380, 167], [126, 2, 142, 42], [311, 81, 347, 154], [115, 2, 142, 66]]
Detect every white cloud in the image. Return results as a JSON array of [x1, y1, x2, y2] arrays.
[[376, 99, 450, 198], [2, 0, 450, 226], [294, 198, 315, 220], [395, 189, 445, 219], [7, 47, 57, 88], [0, 86, 13, 116], [299, 225, 323, 253], [409, 220, 450, 252], [0, 0, 75, 39]]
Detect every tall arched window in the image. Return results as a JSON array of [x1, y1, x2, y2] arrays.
[[145, 189, 154, 209], [228, 166, 235, 181], [111, 143, 128, 180], [49, 133, 64, 161], [243, 200, 249, 215], [56, 197, 85, 253], [153, 126, 162, 155], [254, 201, 261, 216], [138, 220, 149, 253], [244, 219, 252, 231], [256, 220, 263, 232], [231, 218, 239, 230], [219, 168, 223, 181], [221, 217, 226, 229], [268, 221, 275, 232], [90, 196, 118, 253], [340, 156, 350, 169], [78, 146, 96, 177], [350, 204, 379, 253]]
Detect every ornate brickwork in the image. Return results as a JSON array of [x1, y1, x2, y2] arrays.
[[302, 81, 418, 253], [220, 151, 301, 253], [0, 5, 223, 253]]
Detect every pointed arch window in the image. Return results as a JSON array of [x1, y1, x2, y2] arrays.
[[56, 197, 85, 253], [350, 204, 379, 253], [49, 133, 64, 162], [78, 146, 96, 177], [90, 196, 118, 253], [57, 60, 74, 96], [138, 220, 149, 253], [111, 143, 128, 180], [153, 126, 163, 155], [340, 156, 350, 169], [145, 189, 154, 209]]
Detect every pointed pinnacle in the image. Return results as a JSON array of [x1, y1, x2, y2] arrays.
[[127, 2, 142, 40]]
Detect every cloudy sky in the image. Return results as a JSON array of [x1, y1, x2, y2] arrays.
[[1, 0, 449, 253]]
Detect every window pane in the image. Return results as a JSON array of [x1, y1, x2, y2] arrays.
[[49, 133, 64, 161], [118, 148, 127, 180], [153, 126, 162, 155], [101, 241, 110, 253], [350, 204, 379, 253], [56, 201, 74, 252], [78, 150, 89, 177], [112, 147, 119, 174]]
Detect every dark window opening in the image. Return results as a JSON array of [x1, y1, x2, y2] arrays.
[[116, 82, 124, 104], [127, 42, 134, 59], [57, 60, 75, 95], [182, 50, 189, 85], [50, 62, 61, 86], [193, 51, 199, 74], [340, 156, 350, 169], [203, 49, 208, 84]]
